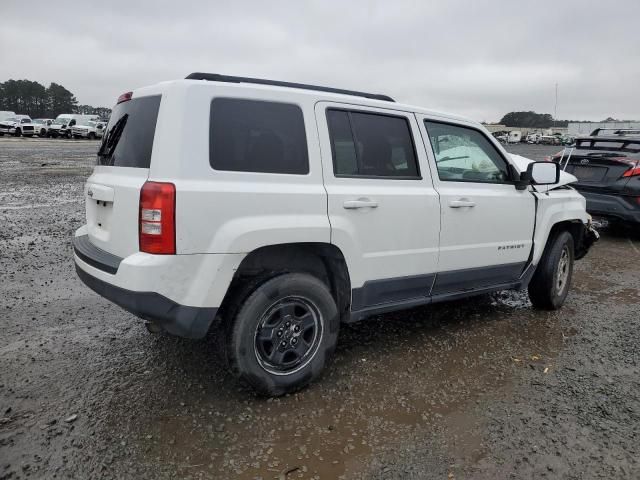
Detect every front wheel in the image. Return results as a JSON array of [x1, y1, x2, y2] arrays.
[[227, 273, 339, 396], [528, 231, 575, 310]]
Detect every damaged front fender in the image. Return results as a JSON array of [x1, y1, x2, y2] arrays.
[[575, 218, 599, 260]]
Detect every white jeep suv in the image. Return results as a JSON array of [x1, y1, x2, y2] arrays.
[[73, 73, 598, 396]]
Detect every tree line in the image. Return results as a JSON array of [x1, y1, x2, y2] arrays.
[[499, 111, 568, 128], [497, 111, 636, 128], [0, 79, 111, 119]]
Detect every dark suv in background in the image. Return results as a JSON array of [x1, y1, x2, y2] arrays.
[[550, 129, 640, 225]]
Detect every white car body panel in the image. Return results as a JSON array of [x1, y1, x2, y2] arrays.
[[74, 78, 593, 318]]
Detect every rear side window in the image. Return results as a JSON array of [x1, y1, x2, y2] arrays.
[[326, 109, 419, 178], [97, 95, 161, 168], [210, 98, 308, 174]]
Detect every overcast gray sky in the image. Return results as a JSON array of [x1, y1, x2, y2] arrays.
[[2, 0, 638, 122]]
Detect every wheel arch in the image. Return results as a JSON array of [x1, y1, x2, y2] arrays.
[[217, 242, 351, 328]]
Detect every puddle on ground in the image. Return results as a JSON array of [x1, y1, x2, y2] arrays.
[[103, 290, 568, 479]]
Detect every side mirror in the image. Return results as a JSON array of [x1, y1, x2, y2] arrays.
[[515, 161, 560, 190], [528, 161, 560, 185]]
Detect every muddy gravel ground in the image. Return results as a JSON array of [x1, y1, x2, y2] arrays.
[[1, 139, 639, 479]]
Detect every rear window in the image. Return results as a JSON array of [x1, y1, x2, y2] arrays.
[[209, 98, 309, 174], [97, 95, 161, 168], [326, 109, 420, 178]]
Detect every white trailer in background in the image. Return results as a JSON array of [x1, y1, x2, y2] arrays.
[[0, 111, 16, 121], [507, 131, 522, 143]]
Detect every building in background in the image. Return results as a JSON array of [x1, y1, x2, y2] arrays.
[[568, 121, 640, 135]]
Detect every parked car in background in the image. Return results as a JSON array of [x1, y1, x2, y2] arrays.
[[33, 118, 53, 137], [49, 114, 101, 139], [550, 133, 640, 225], [540, 135, 561, 145], [48, 118, 74, 138], [0, 115, 38, 137], [72, 120, 106, 139], [73, 73, 598, 396], [526, 133, 541, 144]]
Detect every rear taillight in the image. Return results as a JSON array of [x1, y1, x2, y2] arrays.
[[117, 91, 133, 104], [139, 181, 176, 254], [622, 163, 640, 178]]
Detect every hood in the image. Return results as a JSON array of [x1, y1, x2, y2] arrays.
[[509, 153, 577, 192]]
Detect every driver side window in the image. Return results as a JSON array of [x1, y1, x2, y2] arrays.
[[425, 121, 511, 183]]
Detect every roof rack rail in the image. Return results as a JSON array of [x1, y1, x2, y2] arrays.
[[185, 72, 395, 102]]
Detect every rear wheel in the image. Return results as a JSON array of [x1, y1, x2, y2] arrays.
[[528, 231, 575, 310], [227, 273, 339, 396]]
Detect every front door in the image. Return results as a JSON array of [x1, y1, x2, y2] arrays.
[[418, 117, 535, 295]]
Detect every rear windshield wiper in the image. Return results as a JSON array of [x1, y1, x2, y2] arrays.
[[97, 114, 129, 165]]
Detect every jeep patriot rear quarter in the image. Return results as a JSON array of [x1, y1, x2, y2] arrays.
[[74, 73, 597, 396]]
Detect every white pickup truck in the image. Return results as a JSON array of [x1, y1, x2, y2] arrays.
[[71, 120, 106, 140], [0, 115, 38, 137], [73, 74, 598, 396]]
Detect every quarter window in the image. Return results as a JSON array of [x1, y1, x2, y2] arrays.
[[327, 109, 419, 178], [210, 98, 309, 174], [425, 121, 511, 183]]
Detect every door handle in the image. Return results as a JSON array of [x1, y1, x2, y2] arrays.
[[449, 199, 476, 208], [343, 199, 379, 209]]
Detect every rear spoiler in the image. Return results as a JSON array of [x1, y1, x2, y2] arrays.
[[575, 137, 640, 153], [590, 128, 640, 136]]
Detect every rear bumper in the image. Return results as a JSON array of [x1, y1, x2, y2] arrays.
[[580, 190, 640, 224], [75, 265, 217, 338], [73, 229, 245, 338]]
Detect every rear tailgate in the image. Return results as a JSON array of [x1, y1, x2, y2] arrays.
[[553, 138, 640, 192], [85, 94, 161, 258]]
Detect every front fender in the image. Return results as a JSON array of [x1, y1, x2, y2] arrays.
[[533, 189, 589, 264]]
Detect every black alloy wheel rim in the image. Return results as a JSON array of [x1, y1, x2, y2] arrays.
[[254, 296, 322, 374]]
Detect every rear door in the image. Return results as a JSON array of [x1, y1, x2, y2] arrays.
[[555, 138, 640, 194], [418, 118, 535, 295], [316, 103, 440, 311], [85, 94, 161, 258]]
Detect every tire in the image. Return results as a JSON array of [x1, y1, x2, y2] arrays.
[[227, 273, 339, 396], [88, 132, 96, 140], [40, 129, 47, 137], [14, 128, 21, 137], [528, 230, 575, 310]]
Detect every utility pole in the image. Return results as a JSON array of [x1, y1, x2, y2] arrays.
[[553, 83, 558, 131]]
